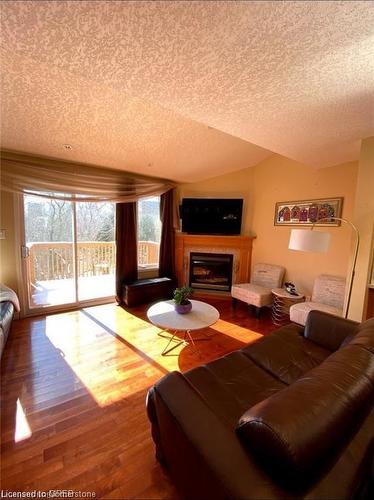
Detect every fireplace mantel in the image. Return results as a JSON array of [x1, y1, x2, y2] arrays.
[[175, 233, 255, 287]]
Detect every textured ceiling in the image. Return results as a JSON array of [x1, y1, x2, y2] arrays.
[[1, 51, 269, 182], [1, 1, 374, 182]]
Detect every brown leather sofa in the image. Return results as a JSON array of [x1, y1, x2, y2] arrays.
[[147, 311, 374, 499], [0, 301, 14, 357]]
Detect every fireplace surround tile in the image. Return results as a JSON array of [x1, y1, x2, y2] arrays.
[[175, 233, 255, 290]]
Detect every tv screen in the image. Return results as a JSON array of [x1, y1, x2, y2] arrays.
[[181, 198, 243, 235]]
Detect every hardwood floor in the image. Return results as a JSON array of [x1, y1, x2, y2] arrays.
[[1, 297, 276, 498]]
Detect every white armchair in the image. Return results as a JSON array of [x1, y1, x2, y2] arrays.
[[290, 274, 346, 326], [231, 263, 285, 318]]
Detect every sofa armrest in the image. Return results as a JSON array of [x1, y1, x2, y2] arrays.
[[147, 371, 282, 499], [0, 301, 14, 358], [304, 310, 359, 351]]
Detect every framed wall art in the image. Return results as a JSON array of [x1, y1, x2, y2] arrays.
[[274, 197, 343, 226]]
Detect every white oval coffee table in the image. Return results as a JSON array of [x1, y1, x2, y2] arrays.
[[147, 299, 219, 355]]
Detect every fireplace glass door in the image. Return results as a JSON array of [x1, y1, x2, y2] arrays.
[[189, 253, 233, 291]]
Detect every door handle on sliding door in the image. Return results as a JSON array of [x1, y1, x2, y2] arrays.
[[21, 245, 30, 258]]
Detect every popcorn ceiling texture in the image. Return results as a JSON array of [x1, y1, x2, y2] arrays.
[[1, 1, 374, 181], [1, 52, 268, 182]]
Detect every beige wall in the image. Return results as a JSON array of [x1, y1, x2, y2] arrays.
[[349, 137, 374, 321], [179, 155, 358, 297], [251, 156, 358, 297], [0, 190, 18, 292]]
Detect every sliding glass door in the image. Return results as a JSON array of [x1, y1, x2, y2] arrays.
[[24, 195, 75, 308], [23, 195, 115, 312], [76, 202, 115, 301]]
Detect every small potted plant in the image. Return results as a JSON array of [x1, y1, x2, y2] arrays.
[[173, 286, 194, 314]]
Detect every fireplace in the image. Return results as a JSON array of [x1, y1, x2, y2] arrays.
[[189, 252, 233, 291]]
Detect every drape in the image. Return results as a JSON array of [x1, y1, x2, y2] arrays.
[[159, 189, 176, 278], [115, 202, 138, 302], [0, 150, 175, 202]]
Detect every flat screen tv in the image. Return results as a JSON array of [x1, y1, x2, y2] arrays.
[[181, 198, 243, 235]]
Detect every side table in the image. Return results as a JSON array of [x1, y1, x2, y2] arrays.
[[271, 288, 305, 326]]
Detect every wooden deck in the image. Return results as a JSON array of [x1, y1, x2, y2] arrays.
[[31, 275, 115, 307], [28, 239, 159, 307], [1, 298, 276, 498]]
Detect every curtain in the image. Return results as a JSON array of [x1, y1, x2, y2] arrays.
[[159, 189, 176, 278], [115, 202, 138, 302], [0, 150, 175, 202]]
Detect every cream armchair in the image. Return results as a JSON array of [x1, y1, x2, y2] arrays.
[[290, 274, 346, 326], [231, 263, 285, 318]]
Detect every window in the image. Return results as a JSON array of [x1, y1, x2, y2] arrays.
[[137, 196, 161, 270]]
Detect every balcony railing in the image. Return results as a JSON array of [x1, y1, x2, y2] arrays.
[[138, 241, 159, 268], [28, 240, 160, 282]]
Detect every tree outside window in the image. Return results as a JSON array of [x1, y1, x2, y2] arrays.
[[137, 197, 161, 268]]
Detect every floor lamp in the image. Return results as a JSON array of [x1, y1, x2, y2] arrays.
[[288, 217, 360, 319]]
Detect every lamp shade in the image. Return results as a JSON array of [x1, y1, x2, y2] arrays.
[[288, 229, 331, 253]]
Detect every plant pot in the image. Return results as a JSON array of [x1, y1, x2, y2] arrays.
[[174, 300, 192, 314]]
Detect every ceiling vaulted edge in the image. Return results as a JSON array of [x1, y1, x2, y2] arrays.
[[1, 1, 374, 182]]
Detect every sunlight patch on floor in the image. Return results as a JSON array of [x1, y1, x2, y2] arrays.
[[81, 304, 184, 369], [15, 398, 32, 443], [40, 303, 261, 408], [210, 319, 263, 342], [44, 306, 169, 407]]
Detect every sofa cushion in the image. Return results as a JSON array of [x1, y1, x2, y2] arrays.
[[303, 310, 359, 352], [347, 317, 374, 354], [241, 323, 330, 385], [184, 351, 286, 427], [236, 343, 374, 482]]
